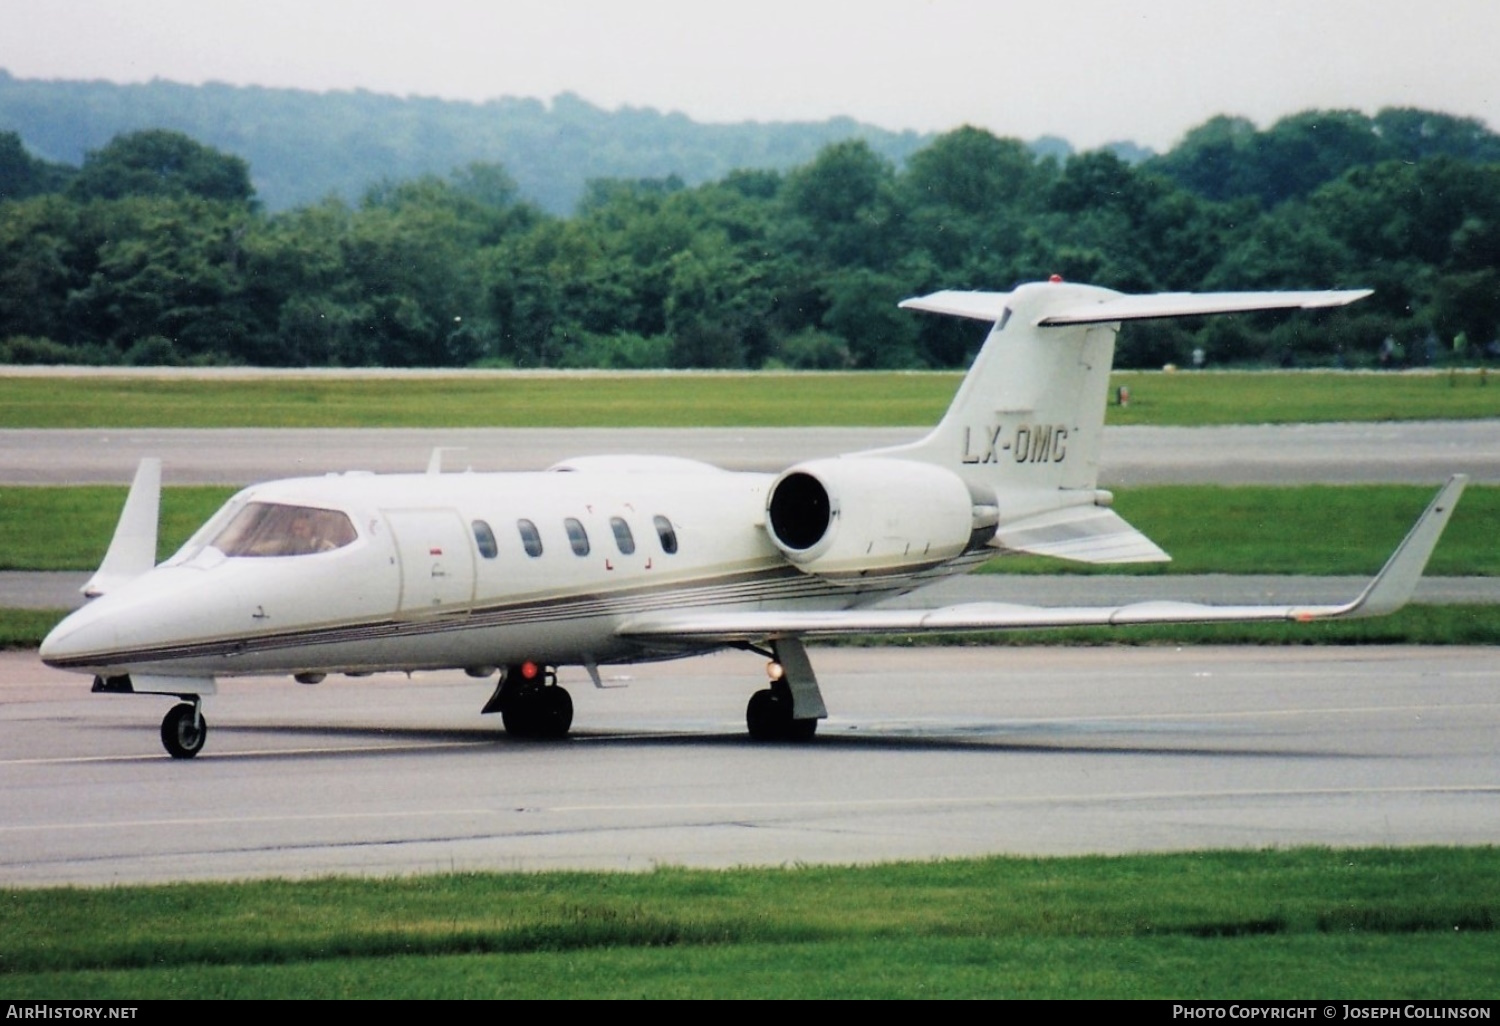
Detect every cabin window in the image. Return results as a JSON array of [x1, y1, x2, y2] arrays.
[[517, 519, 543, 558], [653, 515, 678, 555], [565, 517, 590, 556], [610, 517, 636, 555], [472, 520, 498, 559], [212, 502, 357, 558]]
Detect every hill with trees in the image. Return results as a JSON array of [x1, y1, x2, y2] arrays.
[[0, 70, 950, 215], [2, 89, 1498, 372]]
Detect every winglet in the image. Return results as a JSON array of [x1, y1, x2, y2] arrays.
[[82, 458, 161, 598], [1300, 474, 1468, 621]]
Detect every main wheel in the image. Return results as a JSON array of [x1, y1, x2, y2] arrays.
[[784, 715, 818, 741], [746, 688, 786, 741], [160, 703, 206, 759], [537, 686, 574, 739], [500, 703, 532, 738], [500, 686, 573, 739], [747, 688, 818, 741]]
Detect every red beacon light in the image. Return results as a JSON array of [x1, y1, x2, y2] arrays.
[[1048, 274, 1064, 283]]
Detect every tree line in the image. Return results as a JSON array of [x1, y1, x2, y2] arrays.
[[3, 107, 1499, 370]]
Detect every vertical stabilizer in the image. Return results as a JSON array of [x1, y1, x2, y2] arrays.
[[873, 281, 1372, 525], [869, 281, 1123, 519]]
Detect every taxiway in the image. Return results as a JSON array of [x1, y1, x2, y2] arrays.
[[2, 646, 1496, 886]]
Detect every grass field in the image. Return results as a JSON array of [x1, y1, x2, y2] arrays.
[[2, 483, 1493, 574], [1, 368, 1497, 428], [3, 848, 1495, 998]]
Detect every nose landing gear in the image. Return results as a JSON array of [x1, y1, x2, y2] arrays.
[[161, 701, 207, 759]]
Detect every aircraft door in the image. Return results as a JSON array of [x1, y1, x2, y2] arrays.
[[382, 509, 476, 615]]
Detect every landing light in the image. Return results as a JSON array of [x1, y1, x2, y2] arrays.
[[766, 661, 784, 681]]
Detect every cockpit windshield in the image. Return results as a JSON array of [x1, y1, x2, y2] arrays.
[[211, 502, 357, 557]]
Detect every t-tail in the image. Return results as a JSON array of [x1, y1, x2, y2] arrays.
[[864, 279, 1373, 565]]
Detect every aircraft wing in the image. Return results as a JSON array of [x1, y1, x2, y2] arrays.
[[618, 476, 1465, 644]]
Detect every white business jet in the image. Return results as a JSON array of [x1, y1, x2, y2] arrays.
[[40, 279, 1467, 757]]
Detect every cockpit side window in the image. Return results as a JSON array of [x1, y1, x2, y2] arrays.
[[211, 502, 357, 557]]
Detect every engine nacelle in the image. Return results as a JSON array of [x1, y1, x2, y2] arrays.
[[764, 458, 976, 579]]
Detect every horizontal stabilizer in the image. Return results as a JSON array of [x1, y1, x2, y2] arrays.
[[897, 290, 1010, 322], [899, 286, 1371, 327], [1037, 289, 1373, 326], [991, 505, 1170, 564], [82, 458, 161, 598], [618, 476, 1464, 643]]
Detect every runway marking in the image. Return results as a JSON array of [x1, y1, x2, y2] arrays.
[[0, 739, 490, 766], [542, 784, 1500, 814], [5, 784, 1499, 834]]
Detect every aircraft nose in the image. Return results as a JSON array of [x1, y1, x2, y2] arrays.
[[39, 604, 118, 669]]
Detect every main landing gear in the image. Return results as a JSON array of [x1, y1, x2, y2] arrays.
[[483, 662, 574, 739], [745, 638, 826, 742], [160, 701, 207, 759]]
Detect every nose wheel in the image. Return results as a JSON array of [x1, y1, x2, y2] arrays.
[[160, 702, 207, 759]]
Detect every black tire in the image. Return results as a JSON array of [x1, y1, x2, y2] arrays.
[[538, 686, 574, 739], [501, 686, 573, 740], [500, 703, 533, 738], [784, 716, 818, 741], [746, 688, 784, 741], [747, 688, 819, 741], [160, 703, 206, 759]]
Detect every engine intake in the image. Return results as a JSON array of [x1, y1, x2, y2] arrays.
[[764, 458, 976, 579]]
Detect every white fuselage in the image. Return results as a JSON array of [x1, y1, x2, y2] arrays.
[[40, 462, 954, 680]]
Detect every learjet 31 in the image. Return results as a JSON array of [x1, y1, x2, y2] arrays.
[[40, 279, 1467, 757]]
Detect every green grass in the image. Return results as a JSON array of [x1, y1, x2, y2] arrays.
[[0, 608, 69, 647], [3, 848, 1496, 997], [0, 485, 235, 570], [1107, 368, 1500, 426], [1, 368, 1497, 428], [984, 484, 1500, 577], [3, 483, 1492, 574]]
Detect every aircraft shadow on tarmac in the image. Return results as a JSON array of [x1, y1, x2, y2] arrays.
[[95, 719, 1357, 762]]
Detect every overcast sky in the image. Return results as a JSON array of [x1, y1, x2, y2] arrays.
[[4, 0, 1497, 151]]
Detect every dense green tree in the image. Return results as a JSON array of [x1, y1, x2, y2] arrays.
[[0, 194, 80, 342], [68, 130, 255, 205], [62, 196, 259, 361], [4, 114, 1499, 370], [781, 140, 901, 268], [0, 131, 74, 201]]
